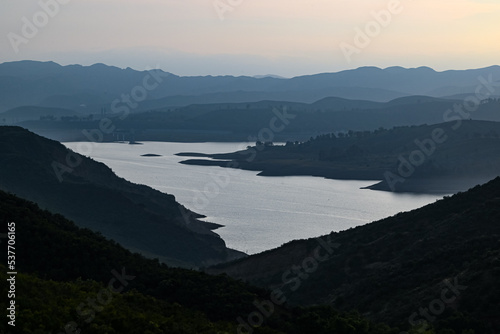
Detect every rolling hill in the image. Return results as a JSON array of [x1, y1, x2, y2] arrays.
[[1, 129, 498, 332], [16, 94, 500, 143], [208, 177, 500, 332], [0, 126, 244, 267], [1, 61, 499, 114], [0, 189, 396, 334], [179, 120, 500, 193]]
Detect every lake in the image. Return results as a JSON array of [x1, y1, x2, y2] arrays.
[[64, 141, 444, 254]]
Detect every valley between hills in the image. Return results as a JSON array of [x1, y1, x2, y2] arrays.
[[1, 61, 500, 333]]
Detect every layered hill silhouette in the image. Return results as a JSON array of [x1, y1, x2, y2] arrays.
[[16, 95, 500, 143], [208, 177, 500, 332], [1, 129, 498, 332], [0, 126, 244, 267], [0, 189, 397, 334], [2, 175, 498, 333], [1, 60, 499, 114], [3, 61, 499, 143], [179, 120, 500, 193]]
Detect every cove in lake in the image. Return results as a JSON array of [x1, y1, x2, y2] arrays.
[[64, 142, 444, 254]]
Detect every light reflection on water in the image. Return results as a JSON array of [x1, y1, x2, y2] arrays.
[[64, 142, 443, 254]]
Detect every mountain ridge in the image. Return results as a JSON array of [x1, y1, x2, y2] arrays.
[[207, 176, 500, 331], [0, 188, 399, 334], [1, 60, 499, 113], [0, 126, 244, 267], [178, 120, 500, 193]]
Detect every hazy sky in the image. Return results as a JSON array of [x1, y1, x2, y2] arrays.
[[1, 0, 499, 77]]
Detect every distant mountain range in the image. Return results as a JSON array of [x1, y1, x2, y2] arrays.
[[0, 126, 244, 267], [1, 60, 499, 114], [3, 60, 500, 333]]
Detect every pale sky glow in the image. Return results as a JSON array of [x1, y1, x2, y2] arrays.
[[1, 0, 499, 76]]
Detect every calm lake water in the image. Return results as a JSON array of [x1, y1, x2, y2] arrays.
[[64, 142, 443, 254]]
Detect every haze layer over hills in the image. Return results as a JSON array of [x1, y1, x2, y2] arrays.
[[1, 60, 500, 333], [1, 60, 499, 114], [2, 61, 499, 143]]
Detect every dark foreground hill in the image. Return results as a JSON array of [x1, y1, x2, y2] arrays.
[[1, 164, 498, 333], [208, 177, 500, 332], [180, 120, 500, 193], [0, 126, 244, 267], [0, 190, 396, 334]]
